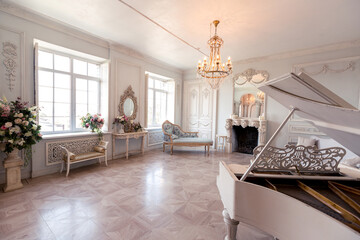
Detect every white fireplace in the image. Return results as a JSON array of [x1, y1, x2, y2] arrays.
[[225, 117, 267, 153]]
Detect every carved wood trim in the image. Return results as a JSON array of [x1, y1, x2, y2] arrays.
[[233, 68, 269, 85]]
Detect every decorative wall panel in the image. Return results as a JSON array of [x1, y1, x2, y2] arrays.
[[148, 130, 163, 146], [0, 25, 24, 98], [46, 137, 100, 165]]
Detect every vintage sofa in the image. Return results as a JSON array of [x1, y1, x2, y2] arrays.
[[162, 120, 213, 155]]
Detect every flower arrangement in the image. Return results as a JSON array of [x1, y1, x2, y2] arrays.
[[80, 113, 104, 135], [0, 97, 42, 154], [113, 115, 128, 125], [113, 115, 142, 133], [132, 122, 142, 132]]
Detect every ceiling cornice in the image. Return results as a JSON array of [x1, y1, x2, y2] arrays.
[[233, 39, 360, 65], [0, 2, 183, 74]]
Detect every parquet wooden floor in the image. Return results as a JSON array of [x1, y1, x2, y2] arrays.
[[0, 148, 271, 240]]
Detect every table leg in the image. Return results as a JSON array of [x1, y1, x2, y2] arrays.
[[112, 136, 115, 159], [126, 137, 129, 159], [141, 135, 145, 155]]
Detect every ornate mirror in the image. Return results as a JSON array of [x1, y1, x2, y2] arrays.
[[119, 85, 138, 120], [233, 68, 269, 119]]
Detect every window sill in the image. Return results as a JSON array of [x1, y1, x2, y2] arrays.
[[42, 131, 112, 140], [145, 127, 162, 131]]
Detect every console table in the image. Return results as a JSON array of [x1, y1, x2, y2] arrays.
[[112, 131, 148, 159]]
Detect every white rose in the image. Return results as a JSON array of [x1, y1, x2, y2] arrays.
[[5, 122, 12, 128], [14, 118, 22, 124], [8, 139, 13, 144], [32, 125, 38, 130], [14, 125, 21, 134], [18, 113, 23, 118], [0, 131, 5, 136], [25, 132, 32, 137]]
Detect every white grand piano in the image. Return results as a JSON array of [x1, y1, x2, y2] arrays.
[[217, 72, 360, 240]]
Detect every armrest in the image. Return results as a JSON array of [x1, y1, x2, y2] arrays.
[[163, 132, 173, 142], [60, 145, 75, 161], [94, 141, 109, 153]]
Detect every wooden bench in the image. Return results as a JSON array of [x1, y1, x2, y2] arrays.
[[162, 120, 213, 155], [60, 141, 108, 177]]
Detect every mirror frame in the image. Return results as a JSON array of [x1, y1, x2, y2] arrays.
[[118, 85, 138, 120]]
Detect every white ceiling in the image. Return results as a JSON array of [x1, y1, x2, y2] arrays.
[[4, 0, 360, 70]]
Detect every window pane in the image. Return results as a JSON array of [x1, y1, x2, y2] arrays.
[[88, 63, 100, 77], [38, 51, 53, 69], [148, 89, 153, 126], [38, 70, 53, 87], [39, 117, 53, 132], [54, 88, 70, 103], [88, 81, 99, 105], [39, 102, 53, 117], [88, 104, 99, 114], [39, 87, 53, 102], [76, 90, 87, 104], [148, 78, 154, 88], [54, 54, 70, 72], [54, 73, 71, 89], [154, 80, 163, 90], [73, 59, 87, 75], [155, 91, 166, 125], [76, 78, 87, 91], [54, 117, 70, 131], [54, 103, 70, 117], [76, 104, 88, 116]]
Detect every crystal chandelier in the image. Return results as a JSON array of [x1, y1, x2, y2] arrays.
[[197, 20, 232, 89]]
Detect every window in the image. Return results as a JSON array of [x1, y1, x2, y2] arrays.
[[36, 44, 105, 134], [146, 73, 175, 127]]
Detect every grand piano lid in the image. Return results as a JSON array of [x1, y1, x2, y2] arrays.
[[258, 72, 360, 156]]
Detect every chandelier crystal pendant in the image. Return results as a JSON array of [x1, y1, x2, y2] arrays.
[[197, 20, 232, 89]]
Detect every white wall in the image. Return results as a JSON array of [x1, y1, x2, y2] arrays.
[[184, 45, 360, 148], [0, 6, 182, 182]]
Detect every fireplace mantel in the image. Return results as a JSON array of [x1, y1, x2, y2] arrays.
[[225, 117, 267, 153]]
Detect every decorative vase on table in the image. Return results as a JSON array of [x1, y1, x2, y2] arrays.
[[117, 124, 124, 134]]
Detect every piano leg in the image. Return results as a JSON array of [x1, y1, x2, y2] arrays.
[[223, 209, 239, 240]]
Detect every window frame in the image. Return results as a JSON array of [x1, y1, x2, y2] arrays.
[[146, 73, 175, 128], [36, 46, 102, 134]]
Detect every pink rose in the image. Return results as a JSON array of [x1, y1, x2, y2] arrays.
[[97, 118, 101, 122], [1, 125, 6, 130], [94, 114, 98, 118], [38, 133, 42, 137], [86, 123, 89, 127]]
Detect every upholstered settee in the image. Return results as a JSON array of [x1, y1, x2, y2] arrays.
[[162, 120, 213, 155]]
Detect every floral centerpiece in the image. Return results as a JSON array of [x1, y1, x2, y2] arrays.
[[113, 115, 142, 133], [80, 113, 104, 137], [0, 97, 42, 154], [113, 115, 129, 125]]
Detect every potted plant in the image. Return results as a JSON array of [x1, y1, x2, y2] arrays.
[[0, 97, 42, 192]]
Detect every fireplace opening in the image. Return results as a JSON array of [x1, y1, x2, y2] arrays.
[[232, 126, 259, 154]]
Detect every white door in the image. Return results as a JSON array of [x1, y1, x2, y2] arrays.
[[183, 80, 216, 142]]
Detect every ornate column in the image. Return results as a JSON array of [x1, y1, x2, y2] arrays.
[[225, 118, 233, 153], [3, 149, 24, 192], [258, 120, 267, 146]]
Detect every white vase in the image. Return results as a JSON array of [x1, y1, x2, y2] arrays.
[[3, 148, 24, 192], [117, 124, 124, 134]]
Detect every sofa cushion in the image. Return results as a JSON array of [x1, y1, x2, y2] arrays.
[[173, 138, 213, 144], [163, 123, 173, 135], [172, 134, 179, 139]]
